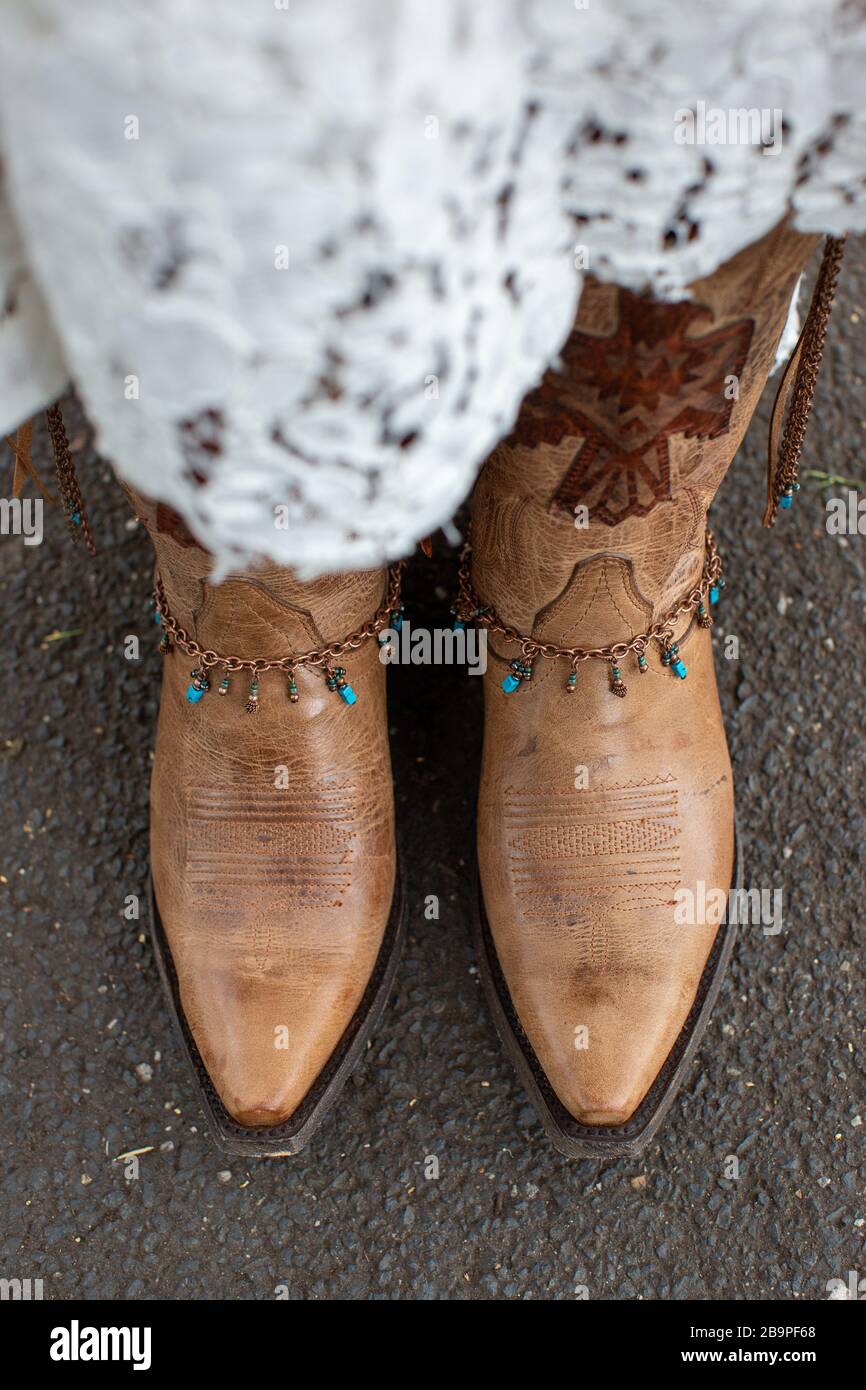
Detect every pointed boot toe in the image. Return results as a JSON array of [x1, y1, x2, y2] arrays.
[[509, 958, 716, 1129], [132, 487, 405, 1156], [467, 225, 812, 1154], [175, 930, 389, 1130]]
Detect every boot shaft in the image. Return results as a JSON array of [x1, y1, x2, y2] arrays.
[[471, 219, 818, 648], [123, 485, 388, 658]]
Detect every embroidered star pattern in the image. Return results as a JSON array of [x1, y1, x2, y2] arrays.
[[510, 290, 754, 526]]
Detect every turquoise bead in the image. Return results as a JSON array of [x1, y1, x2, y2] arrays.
[[502, 673, 521, 693], [672, 659, 687, 679], [186, 683, 206, 704], [338, 683, 358, 705], [779, 494, 793, 509], [709, 585, 720, 605], [452, 620, 466, 631]]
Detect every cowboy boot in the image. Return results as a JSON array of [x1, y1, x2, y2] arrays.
[[126, 491, 405, 1156], [467, 220, 822, 1157]]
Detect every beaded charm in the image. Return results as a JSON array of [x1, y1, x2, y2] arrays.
[[154, 608, 171, 653], [380, 604, 405, 656], [609, 664, 627, 697], [502, 658, 532, 693], [662, 641, 687, 679], [565, 670, 578, 694], [217, 674, 230, 696], [327, 667, 358, 705], [245, 676, 260, 714], [779, 481, 800, 510], [186, 668, 210, 704], [288, 675, 299, 704], [637, 652, 648, 673], [698, 600, 713, 628]]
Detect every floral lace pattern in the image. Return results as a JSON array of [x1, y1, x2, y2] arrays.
[[0, 0, 864, 575]]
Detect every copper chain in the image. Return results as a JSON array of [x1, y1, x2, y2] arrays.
[[771, 235, 846, 511], [154, 562, 404, 674], [455, 528, 722, 665], [45, 404, 97, 555]]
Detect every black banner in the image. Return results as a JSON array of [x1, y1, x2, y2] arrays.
[[7, 1296, 860, 1374]]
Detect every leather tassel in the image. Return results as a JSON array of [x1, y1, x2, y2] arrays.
[[5, 419, 55, 504]]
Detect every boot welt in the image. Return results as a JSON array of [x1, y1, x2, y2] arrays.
[[474, 825, 743, 1159], [147, 863, 407, 1158]]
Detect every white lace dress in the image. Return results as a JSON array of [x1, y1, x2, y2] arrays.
[[1, 0, 864, 575]]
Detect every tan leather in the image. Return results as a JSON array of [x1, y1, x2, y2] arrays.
[[127, 493, 395, 1127], [475, 220, 818, 1126]]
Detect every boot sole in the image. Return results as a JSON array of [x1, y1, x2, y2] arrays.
[[474, 825, 743, 1160], [148, 862, 407, 1158]]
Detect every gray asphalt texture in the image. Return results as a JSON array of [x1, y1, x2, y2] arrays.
[[1, 242, 864, 1303]]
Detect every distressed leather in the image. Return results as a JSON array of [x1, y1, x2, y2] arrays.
[[474, 221, 817, 1126], [127, 490, 395, 1127]]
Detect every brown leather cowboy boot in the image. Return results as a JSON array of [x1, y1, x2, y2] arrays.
[[464, 220, 825, 1157], [126, 490, 405, 1156]]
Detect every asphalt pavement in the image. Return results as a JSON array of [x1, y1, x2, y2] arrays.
[[1, 239, 864, 1301]]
